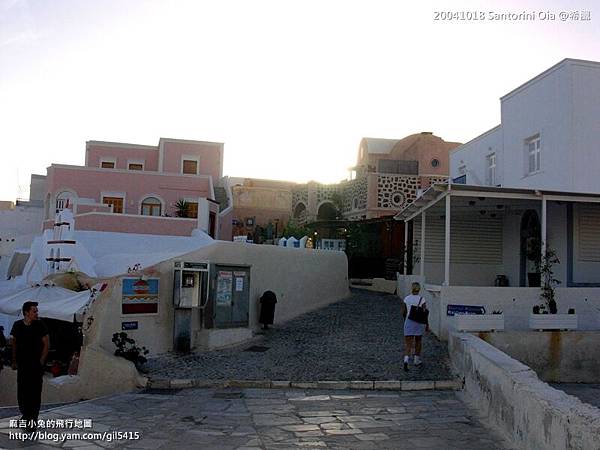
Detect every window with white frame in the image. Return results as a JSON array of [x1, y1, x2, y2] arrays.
[[525, 135, 541, 174], [182, 158, 199, 175], [486, 153, 496, 186], [128, 160, 144, 171], [141, 197, 162, 216], [100, 158, 116, 169], [102, 196, 124, 213]]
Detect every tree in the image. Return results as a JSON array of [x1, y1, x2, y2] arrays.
[[344, 222, 378, 258], [282, 222, 310, 239]]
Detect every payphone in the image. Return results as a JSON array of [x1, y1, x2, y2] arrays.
[[172, 261, 209, 352], [172, 261, 251, 352]]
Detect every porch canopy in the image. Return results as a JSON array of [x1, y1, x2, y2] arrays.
[[0, 285, 93, 324], [395, 183, 600, 287]]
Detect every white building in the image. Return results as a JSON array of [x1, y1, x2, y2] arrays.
[[396, 59, 600, 339], [451, 59, 600, 192], [0, 174, 46, 278]]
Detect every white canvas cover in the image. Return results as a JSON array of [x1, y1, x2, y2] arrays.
[[0, 285, 93, 323]]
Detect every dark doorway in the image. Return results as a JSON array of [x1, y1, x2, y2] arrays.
[[209, 212, 216, 238], [520, 209, 541, 287]]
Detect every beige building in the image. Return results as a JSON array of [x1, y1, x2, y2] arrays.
[[291, 132, 461, 224], [221, 133, 460, 241], [228, 178, 296, 240]]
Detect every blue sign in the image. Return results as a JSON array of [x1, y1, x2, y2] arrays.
[[447, 304, 486, 316], [122, 321, 139, 330]]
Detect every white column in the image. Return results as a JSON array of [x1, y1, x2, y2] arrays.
[[444, 195, 451, 286], [541, 196, 547, 258], [420, 211, 426, 277], [403, 220, 409, 275]]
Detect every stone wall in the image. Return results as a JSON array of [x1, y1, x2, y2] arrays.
[[449, 332, 600, 450], [292, 186, 308, 207], [377, 175, 419, 209], [478, 331, 600, 383], [341, 177, 368, 214]]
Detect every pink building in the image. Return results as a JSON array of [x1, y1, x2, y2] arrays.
[[43, 138, 232, 239]]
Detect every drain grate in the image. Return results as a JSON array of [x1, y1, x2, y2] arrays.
[[142, 388, 182, 395], [244, 345, 270, 352], [213, 391, 245, 399]]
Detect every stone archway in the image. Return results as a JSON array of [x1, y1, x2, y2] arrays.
[[317, 202, 337, 221], [293, 202, 307, 219]]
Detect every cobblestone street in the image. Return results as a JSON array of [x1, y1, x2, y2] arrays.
[[0, 388, 514, 449], [146, 289, 454, 382]]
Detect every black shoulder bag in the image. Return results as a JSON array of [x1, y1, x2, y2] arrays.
[[407, 297, 429, 324]]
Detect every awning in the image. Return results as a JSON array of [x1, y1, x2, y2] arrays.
[[0, 285, 94, 323], [395, 183, 600, 221]]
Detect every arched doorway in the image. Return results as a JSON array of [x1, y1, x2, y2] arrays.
[[293, 202, 307, 224], [55, 190, 77, 214], [520, 209, 541, 287], [317, 202, 337, 221]]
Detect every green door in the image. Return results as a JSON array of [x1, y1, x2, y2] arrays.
[[213, 265, 250, 328]]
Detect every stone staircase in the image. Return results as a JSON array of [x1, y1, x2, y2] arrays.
[[214, 186, 229, 212]]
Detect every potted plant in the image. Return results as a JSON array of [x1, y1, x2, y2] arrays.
[[540, 247, 560, 314], [529, 247, 577, 330], [112, 332, 150, 371], [173, 199, 190, 218]]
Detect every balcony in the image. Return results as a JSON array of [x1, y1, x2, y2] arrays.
[[44, 212, 198, 236]]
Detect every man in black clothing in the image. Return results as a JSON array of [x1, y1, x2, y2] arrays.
[[10, 301, 49, 431]]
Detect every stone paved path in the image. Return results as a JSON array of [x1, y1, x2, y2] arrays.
[[0, 388, 514, 449], [145, 289, 453, 382]]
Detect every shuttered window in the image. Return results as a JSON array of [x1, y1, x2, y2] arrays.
[[413, 215, 503, 264], [183, 160, 198, 174], [578, 205, 600, 261], [187, 202, 198, 218], [103, 196, 124, 214]]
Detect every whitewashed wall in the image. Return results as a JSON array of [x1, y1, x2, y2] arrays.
[[572, 62, 600, 193], [86, 242, 350, 355], [500, 61, 572, 190], [450, 60, 600, 194], [433, 286, 600, 340], [450, 126, 502, 185]]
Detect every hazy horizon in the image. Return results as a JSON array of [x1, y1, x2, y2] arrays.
[[1, 0, 598, 199]]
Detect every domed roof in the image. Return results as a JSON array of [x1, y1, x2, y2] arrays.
[[360, 132, 460, 160]]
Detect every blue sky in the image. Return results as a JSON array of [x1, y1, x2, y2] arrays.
[[0, 0, 598, 200]]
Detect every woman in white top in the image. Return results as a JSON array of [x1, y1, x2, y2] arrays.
[[402, 282, 428, 371]]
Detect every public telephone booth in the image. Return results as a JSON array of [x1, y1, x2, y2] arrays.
[[172, 261, 251, 352]]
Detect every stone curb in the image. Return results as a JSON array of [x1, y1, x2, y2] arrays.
[[147, 378, 463, 391]]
